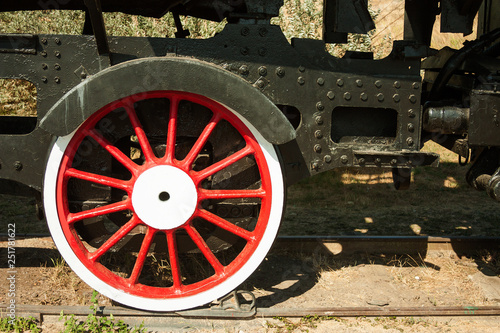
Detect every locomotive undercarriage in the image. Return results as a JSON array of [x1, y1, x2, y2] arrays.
[[1, 0, 499, 311]]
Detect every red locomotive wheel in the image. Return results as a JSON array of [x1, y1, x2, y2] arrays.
[[44, 91, 284, 311]]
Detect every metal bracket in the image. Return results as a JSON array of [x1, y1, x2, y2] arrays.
[[83, 0, 110, 57]]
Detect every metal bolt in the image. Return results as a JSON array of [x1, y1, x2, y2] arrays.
[[375, 158, 382, 164], [54, 77, 61, 84], [407, 123, 415, 132], [55, 37, 61, 44], [375, 80, 382, 88], [337, 78, 344, 87], [54, 51, 61, 58], [41, 51, 47, 57], [406, 137, 414, 146], [240, 47, 249, 55], [316, 102, 325, 111], [394, 81, 401, 89], [258, 66, 267, 76], [41, 76, 48, 83], [276, 67, 285, 77], [14, 161, 23, 171], [360, 92, 368, 101], [241, 27, 250, 36], [311, 162, 319, 171], [324, 155, 332, 163], [317, 77, 325, 86], [41, 38, 48, 44], [314, 144, 322, 153], [297, 76, 305, 85], [393, 94, 400, 102], [327, 91, 335, 100], [340, 155, 348, 164], [356, 79, 363, 87], [390, 159, 397, 166], [256, 79, 265, 88], [259, 27, 268, 36], [409, 94, 417, 103], [315, 116, 323, 125], [315, 130, 323, 139], [54, 63, 61, 70], [80, 71, 87, 79], [408, 109, 416, 118], [239, 65, 249, 75], [42, 63, 48, 70], [299, 65, 306, 72], [258, 47, 267, 56], [358, 158, 366, 165], [412, 82, 420, 89], [344, 92, 351, 101], [377, 93, 385, 102]]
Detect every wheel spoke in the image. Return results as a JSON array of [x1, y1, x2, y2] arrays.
[[166, 231, 182, 290], [164, 96, 179, 164], [181, 113, 221, 170], [193, 145, 254, 183], [88, 216, 140, 262], [125, 105, 157, 163], [65, 168, 131, 192], [128, 227, 156, 285], [184, 224, 224, 274], [198, 188, 265, 200], [196, 209, 255, 242], [67, 200, 131, 224], [86, 129, 138, 175]]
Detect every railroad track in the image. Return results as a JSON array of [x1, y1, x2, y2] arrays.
[[2, 235, 500, 328]]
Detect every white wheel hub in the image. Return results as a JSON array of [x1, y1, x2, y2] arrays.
[[131, 165, 197, 230]]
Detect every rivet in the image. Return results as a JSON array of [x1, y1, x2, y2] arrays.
[[240, 47, 249, 55], [256, 79, 265, 88], [356, 79, 363, 87], [317, 77, 325, 86], [55, 37, 61, 45], [42, 63, 48, 70], [340, 155, 348, 164], [54, 63, 61, 70], [41, 76, 48, 83], [337, 78, 344, 87], [241, 27, 250, 36], [239, 65, 249, 75], [297, 76, 305, 85], [324, 155, 332, 163], [412, 82, 420, 89], [41, 51, 47, 57], [258, 47, 267, 56], [54, 77, 61, 84], [407, 123, 415, 132], [408, 109, 416, 118], [299, 65, 306, 72], [375, 158, 382, 164], [258, 66, 267, 76], [377, 93, 384, 102], [14, 161, 23, 171], [390, 159, 398, 166], [311, 162, 319, 171], [360, 92, 368, 101], [393, 94, 400, 102], [315, 116, 323, 125], [316, 102, 325, 111], [406, 137, 414, 146], [80, 71, 87, 79], [394, 81, 401, 89], [358, 158, 366, 165], [41, 38, 48, 44], [315, 130, 323, 139], [276, 67, 285, 77], [375, 80, 382, 88], [327, 91, 335, 100], [314, 144, 322, 153], [54, 51, 61, 58], [344, 92, 351, 101], [258, 27, 268, 37], [409, 94, 417, 103]]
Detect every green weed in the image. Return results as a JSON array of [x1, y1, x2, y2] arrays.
[[0, 316, 41, 333]]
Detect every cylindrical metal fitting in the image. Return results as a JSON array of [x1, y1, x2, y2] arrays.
[[423, 106, 470, 135]]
